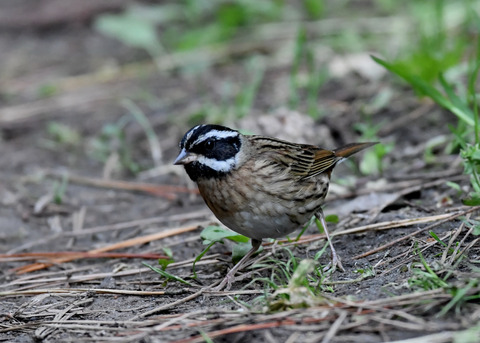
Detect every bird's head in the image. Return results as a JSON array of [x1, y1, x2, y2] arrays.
[[174, 124, 242, 181]]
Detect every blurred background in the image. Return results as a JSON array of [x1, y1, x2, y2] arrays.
[[1, 3, 480, 341], [1, 0, 478, 182]]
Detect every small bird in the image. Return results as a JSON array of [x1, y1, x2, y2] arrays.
[[174, 124, 376, 290]]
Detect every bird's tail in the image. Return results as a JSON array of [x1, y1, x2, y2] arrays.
[[333, 142, 378, 159]]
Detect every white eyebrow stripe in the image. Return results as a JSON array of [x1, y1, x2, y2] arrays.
[[184, 125, 201, 144], [192, 129, 239, 146]]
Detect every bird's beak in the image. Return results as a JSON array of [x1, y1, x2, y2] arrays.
[[174, 148, 198, 165]]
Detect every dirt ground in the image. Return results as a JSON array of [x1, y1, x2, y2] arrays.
[[1, 1, 479, 343]]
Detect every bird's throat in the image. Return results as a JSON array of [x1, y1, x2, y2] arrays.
[[184, 162, 230, 181]]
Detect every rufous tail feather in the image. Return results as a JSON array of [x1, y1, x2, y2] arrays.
[[333, 142, 378, 159]]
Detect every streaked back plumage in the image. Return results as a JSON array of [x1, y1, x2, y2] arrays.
[[175, 124, 377, 240]]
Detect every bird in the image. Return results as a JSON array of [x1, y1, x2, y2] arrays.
[[174, 124, 377, 290]]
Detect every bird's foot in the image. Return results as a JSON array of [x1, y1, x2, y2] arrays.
[[322, 253, 345, 273], [212, 275, 233, 291], [203, 271, 235, 292]]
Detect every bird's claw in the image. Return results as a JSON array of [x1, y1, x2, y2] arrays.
[[212, 274, 234, 291], [322, 253, 345, 273]]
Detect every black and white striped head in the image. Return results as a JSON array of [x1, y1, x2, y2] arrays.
[[174, 125, 242, 181]]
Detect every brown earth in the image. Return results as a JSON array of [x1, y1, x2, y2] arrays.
[[1, 1, 479, 342]]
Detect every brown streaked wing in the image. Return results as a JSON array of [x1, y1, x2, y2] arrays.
[[251, 136, 312, 177], [307, 149, 340, 177], [250, 136, 377, 179], [251, 136, 338, 178], [272, 146, 338, 178]]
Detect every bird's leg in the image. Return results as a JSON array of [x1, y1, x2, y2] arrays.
[[315, 209, 345, 272], [213, 239, 262, 291]]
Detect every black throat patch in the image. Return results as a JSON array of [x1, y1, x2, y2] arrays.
[[180, 125, 242, 181], [184, 162, 226, 181]]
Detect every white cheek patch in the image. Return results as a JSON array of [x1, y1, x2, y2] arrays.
[[192, 129, 238, 147], [198, 155, 237, 172]]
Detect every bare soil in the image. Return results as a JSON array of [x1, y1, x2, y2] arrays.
[[1, 1, 479, 343]]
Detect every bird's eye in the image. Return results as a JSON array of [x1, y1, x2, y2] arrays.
[[205, 140, 215, 149]]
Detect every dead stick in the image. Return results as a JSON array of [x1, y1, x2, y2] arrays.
[[352, 206, 480, 259], [269, 213, 456, 248], [132, 289, 206, 320], [2, 251, 168, 262], [15, 224, 200, 274], [171, 315, 336, 343], [48, 172, 198, 199], [0, 288, 168, 297]]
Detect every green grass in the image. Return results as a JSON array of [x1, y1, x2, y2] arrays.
[[354, 119, 393, 175], [371, 0, 480, 203], [185, 55, 265, 125], [406, 219, 480, 316], [88, 101, 162, 176], [250, 251, 328, 310], [88, 117, 141, 175], [143, 262, 194, 287], [372, 1, 480, 206], [93, 0, 480, 317], [122, 99, 163, 166], [94, 1, 287, 60], [192, 225, 250, 278], [408, 244, 450, 291], [53, 172, 69, 205], [289, 27, 330, 119], [44, 122, 81, 150], [251, 246, 376, 309]]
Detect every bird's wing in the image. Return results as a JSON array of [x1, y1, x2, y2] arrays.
[[251, 136, 339, 178], [306, 149, 340, 177]]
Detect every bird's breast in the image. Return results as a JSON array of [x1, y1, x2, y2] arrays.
[[195, 162, 330, 241]]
